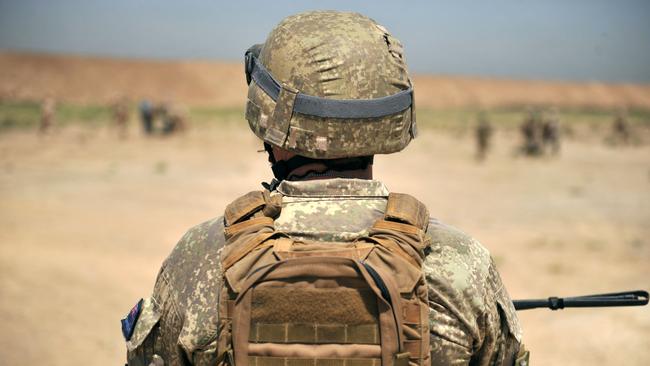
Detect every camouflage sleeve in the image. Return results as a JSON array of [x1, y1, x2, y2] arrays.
[[125, 216, 227, 366], [424, 220, 525, 365], [125, 263, 186, 366]]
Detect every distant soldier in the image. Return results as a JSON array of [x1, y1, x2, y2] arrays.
[[162, 102, 188, 135], [611, 109, 630, 145], [139, 100, 154, 135], [39, 97, 55, 134], [542, 108, 561, 155], [152, 102, 168, 134], [475, 111, 493, 161], [520, 109, 542, 156], [112, 98, 129, 138]]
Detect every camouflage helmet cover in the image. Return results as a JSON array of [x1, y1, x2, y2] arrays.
[[245, 11, 416, 159]]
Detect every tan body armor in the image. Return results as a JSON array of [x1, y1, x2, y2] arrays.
[[217, 191, 432, 366]]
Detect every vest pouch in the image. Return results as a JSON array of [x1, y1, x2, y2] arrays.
[[230, 256, 407, 366]]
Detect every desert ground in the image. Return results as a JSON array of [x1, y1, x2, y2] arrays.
[[0, 119, 648, 366], [2, 52, 650, 110], [0, 52, 649, 365]]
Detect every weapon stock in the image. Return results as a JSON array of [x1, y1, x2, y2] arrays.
[[513, 290, 648, 311]]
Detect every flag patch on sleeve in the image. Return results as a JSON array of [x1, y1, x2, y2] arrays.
[[121, 298, 143, 341]]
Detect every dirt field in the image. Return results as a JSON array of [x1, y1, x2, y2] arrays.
[[1, 50, 649, 365], [0, 118, 648, 365], [2, 51, 650, 110]]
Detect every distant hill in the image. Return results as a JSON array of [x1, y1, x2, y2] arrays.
[[1, 51, 649, 110]]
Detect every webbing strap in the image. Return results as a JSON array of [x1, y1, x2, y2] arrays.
[[248, 54, 413, 119], [249, 356, 381, 366], [249, 323, 380, 344], [224, 217, 274, 239], [365, 235, 420, 269], [403, 341, 421, 360], [221, 230, 277, 271], [219, 300, 235, 320]]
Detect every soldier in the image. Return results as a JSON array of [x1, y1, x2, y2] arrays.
[[123, 11, 528, 366], [39, 97, 55, 134], [611, 109, 630, 145], [475, 111, 493, 161], [541, 108, 561, 155], [520, 109, 542, 156], [162, 102, 188, 135], [113, 97, 130, 138], [139, 100, 154, 135], [152, 102, 169, 135]]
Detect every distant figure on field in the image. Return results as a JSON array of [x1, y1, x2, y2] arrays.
[[475, 111, 493, 161], [112, 98, 129, 138], [139, 100, 154, 135], [520, 109, 542, 156], [611, 110, 631, 145], [541, 108, 561, 155], [162, 102, 188, 135], [39, 97, 56, 134]]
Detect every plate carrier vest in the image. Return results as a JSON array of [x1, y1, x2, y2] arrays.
[[216, 190, 432, 366]]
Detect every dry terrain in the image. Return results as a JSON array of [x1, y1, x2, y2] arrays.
[[0, 120, 648, 365], [2, 51, 650, 109], [1, 51, 649, 365]]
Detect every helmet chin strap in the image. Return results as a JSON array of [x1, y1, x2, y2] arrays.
[[262, 143, 373, 190]]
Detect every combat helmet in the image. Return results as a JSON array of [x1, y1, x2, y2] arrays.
[[244, 11, 416, 170]]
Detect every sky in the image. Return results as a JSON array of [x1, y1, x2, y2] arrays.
[[1, 0, 649, 82]]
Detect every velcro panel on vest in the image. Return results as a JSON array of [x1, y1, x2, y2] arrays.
[[274, 242, 375, 262], [251, 287, 378, 324], [384, 193, 429, 230]]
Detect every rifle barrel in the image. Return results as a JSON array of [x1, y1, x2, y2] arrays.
[[513, 290, 648, 311]]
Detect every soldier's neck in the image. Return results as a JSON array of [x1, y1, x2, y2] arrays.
[[287, 163, 373, 181]]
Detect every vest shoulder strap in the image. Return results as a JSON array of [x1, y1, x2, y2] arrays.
[[384, 193, 429, 230], [223, 190, 281, 227]]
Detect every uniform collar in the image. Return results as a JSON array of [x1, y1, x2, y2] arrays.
[[276, 178, 389, 198]]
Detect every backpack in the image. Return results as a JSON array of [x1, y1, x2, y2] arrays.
[[216, 190, 431, 366]]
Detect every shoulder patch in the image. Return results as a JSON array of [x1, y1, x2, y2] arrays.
[[121, 298, 143, 341]]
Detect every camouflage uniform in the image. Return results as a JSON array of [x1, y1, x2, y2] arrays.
[[126, 179, 523, 366], [125, 11, 526, 366], [39, 97, 55, 134], [541, 111, 560, 156], [611, 110, 630, 145], [475, 113, 493, 161], [520, 111, 542, 156], [113, 98, 129, 138]]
